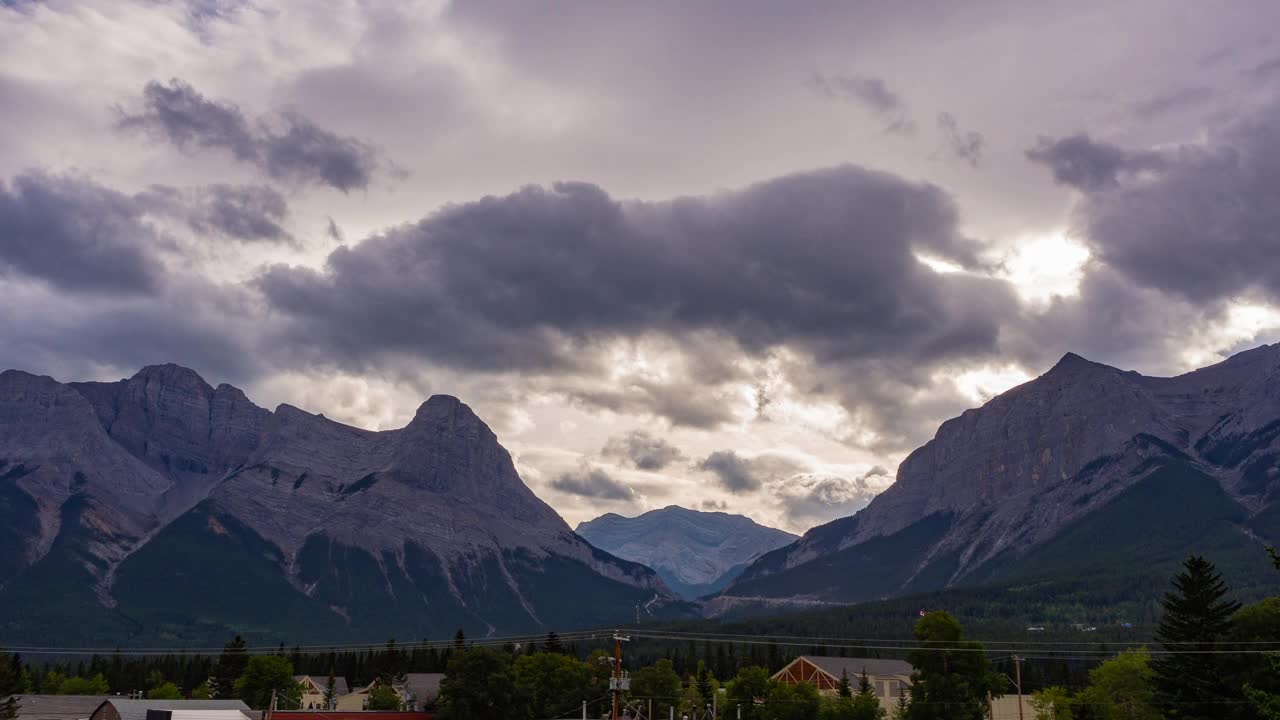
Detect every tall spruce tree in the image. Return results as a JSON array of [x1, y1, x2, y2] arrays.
[[1152, 556, 1241, 720], [323, 669, 338, 710]]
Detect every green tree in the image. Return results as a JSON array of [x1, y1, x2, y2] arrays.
[[726, 666, 772, 720], [191, 682, 213, 700], [678, 679, 705, 718], [851, 671, 886, 720], [147, 682, 183, 700], [57, 674, 109, 695], [1232, 598, 1280, 720], [437, 647, 516, 720], [513, 652, 595, 719], [0, 696, 17, 720], [323, 669, 338, 710], [1030, 686, 1073, 720], [630, 659, 683, 720], [767, 682, 821, 720], [1076, 649, 1159, 720], [233, 655, 299, 710], [212, 635, 249, 699], [904, 611, 1005, 720], [1267, 546, 1279, 570], [891, 688, 909, 720], [1151, 556, 1241, 720], [367, 686, 403, 711], [542, 632, 566, 655], [836, 669, 853, 699]]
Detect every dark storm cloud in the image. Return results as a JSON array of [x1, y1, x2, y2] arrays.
[[118, 79, 380, 192], [550, 467, 634, 500], [1132, 86, 1214, 119], [1246, 55, 1280, 80], [937, 112, 983, 167], [601, 430, 685, 471], [1037, 104, 1280, 305], [138, 184, 292, 243], [257, 165, 1010, 372], [0, 172, 163, 295], [698, 451, 763, 493], [1025, 134, 1165, 192]]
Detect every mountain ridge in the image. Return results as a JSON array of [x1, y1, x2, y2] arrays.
[[575, 505, 797, 600], [0, 364, 685, 644], [714, 345, 1280, 615]]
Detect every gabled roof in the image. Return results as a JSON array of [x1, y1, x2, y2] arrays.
[[779, 656, 913, 681], [93, 699, 251, 720], [293, 676, 350, 696], [400, 674, 445, 703], [13, 695, 110, 720]]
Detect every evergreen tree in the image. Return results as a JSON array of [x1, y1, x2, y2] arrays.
[[452, 629, 467, 651], [850, 670, 886, 720], [212, 635, 249, 699], [1268, 545, 1280, 570], [542, 632, 566, 655], [0, 696, 17, 720], [837, 669, 852, 698], [323, 669, 338, 710], [1152, 556, 1241, 720], [437, 648, 515, 720], [891, 688, 909, 720]]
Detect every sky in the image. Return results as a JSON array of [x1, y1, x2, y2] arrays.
[[4, 0, 1280, 534]]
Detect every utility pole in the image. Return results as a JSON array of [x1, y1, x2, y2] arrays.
[[611, 633, 631, 720], [1014, 655, 1024, 720]]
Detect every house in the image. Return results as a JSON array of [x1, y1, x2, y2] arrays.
[[12, 695, 109, 720], [771, 656, 912, 712], [89, 699, 253, 720], [292, 676, 351, 710], [343, 675, 445, 712]]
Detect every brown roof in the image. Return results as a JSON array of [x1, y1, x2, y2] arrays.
[[793, 656, 913, 680], [13, 695, 110, 720]]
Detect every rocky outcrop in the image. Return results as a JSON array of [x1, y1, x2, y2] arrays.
[[0, 365, 682, 643], [576, 506, 797, 599], [719, 345, 1280, 610]]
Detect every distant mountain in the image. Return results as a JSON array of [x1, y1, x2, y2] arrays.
[[0, 364, 685, 645], [711, 346, 1280, 618], [576, 506, 797, 599]]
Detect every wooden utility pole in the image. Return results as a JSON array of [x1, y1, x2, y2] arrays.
[[611, 633, 631, 720], [1014, 655, 1024, 720]]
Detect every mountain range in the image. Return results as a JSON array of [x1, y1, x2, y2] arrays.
[[710, 347, 1280, 618], [0, 364, 683, 645], [575, 506, 796, 600]]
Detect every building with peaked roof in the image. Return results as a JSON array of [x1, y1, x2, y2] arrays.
[[293, 676, 351, 710], [771, 656, 912, 712], [343, 674, 445, 712], [12, 695, 110, 720], [89, 699, 252, 720]]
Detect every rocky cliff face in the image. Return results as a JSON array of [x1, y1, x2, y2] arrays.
[[715, 346, 1280, 613], [0, 365, 682, 644], [575, 506, 797, 599]]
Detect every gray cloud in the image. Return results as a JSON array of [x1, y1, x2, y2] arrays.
[[1132, 86, 1214, 119], [550, 467, 635, 500], [937, 112, 984, 167], [601, 430, 685, 470], [1025, 133, 1165, 192], [774, 472, 880, 528], [698, 450, 763, 493], [257, 165, 1006, 368], [1041, 104, 1280, 305], [138, 183, 292, 243], [810, 72, 915, 135], [810, 72, 902, 114], [0, 171, 164, 295], [119, 79, 380, 192], [1246, 55, 1280, 80]]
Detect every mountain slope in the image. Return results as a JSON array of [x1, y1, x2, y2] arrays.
[[714, 346, 1280, 615], [0, 365, 684, 644], [575, 506, 797, 599]]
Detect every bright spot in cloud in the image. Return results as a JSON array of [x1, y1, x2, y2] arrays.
[[915, 254, 965, 274], [953, 365, 1033, 404], [1182, 303, 1280, 369], [1002, 233, 1091, 304]]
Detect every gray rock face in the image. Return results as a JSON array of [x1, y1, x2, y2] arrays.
[[0, 365, 679, 639], [720, 345, 1280, 607], [576, 506, 797, 599]]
